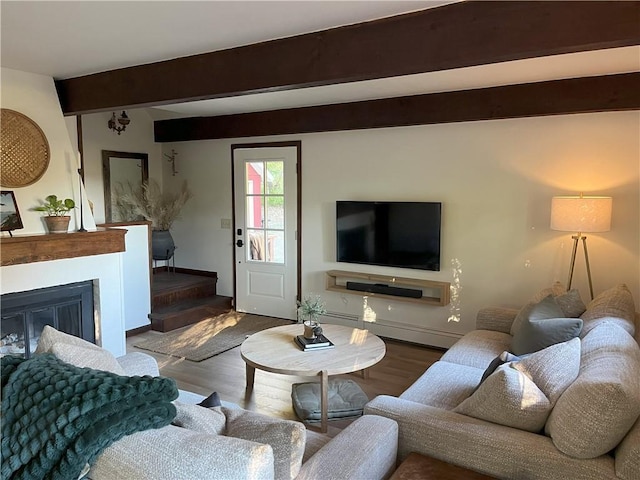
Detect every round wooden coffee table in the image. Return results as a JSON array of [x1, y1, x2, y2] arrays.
[[240, 323, 386, 432]]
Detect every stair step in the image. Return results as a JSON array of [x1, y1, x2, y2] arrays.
[[152, 272, 218, 309], [149, 295, 232, 332]]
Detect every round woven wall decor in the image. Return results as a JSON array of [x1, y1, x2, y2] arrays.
[[1, 108, 50, 187]]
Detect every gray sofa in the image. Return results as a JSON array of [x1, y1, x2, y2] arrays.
[[31, 326, 398, 480], [365, 283, 640, 480]]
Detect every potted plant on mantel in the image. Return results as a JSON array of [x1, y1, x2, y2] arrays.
[[118, 179, 192, 261], [32, 195, 76, 233]]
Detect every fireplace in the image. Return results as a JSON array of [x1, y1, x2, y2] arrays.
[[1, 281, 95, 358]]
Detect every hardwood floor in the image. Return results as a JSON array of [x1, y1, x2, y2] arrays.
[[127, 325, 443, 434]]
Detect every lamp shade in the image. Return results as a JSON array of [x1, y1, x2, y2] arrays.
[[550, 196, 612, 233]]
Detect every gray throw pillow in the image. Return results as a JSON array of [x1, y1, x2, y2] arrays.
[[510, 294, 565, 336], [512, 316, 583, 356], [478, 351, 521, 386]]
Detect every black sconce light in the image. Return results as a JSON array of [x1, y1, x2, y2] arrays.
[[108, 111, 130, 135]]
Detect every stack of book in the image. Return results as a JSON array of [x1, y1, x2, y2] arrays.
[[295, 334, 334, 351]]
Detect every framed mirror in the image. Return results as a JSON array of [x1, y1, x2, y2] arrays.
[[102, 150, 149, 223]]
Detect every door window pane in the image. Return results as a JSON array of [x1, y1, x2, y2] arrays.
[[246, 196, 265, 229], [246, 162, 264, 194], [266, 230, 284, 263], [265, 161, 284, 195], [266, 199, 284, 229], [248, 229, 266, 262]]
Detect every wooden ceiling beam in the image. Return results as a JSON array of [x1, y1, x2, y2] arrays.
[[153, 73, 640, 142], [56, 1, 640, 115]]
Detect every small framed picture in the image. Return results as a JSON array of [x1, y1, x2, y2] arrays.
[[1, 190, 24, 232]]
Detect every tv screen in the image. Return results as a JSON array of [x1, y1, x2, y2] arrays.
[[336, 201, 441, 271]]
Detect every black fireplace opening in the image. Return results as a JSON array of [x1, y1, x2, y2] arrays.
[[1, 281, 95, 358]]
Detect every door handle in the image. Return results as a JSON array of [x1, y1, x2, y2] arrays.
[[236, 239, 244, 247]]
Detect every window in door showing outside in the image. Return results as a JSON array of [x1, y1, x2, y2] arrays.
[[245, 161, 285, 263]]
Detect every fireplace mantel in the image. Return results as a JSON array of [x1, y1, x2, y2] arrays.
[[0, 228, 126, 266]]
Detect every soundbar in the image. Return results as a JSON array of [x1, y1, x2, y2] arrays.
[[345, 281, 422, 299]]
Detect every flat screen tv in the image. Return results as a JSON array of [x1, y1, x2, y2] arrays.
[[336, 201, 441, 271]]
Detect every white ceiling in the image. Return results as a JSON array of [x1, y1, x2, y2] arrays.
[[2, 1, 639, 119]]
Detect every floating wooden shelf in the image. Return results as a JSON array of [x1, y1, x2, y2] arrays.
[[1, 228, 126, 266], [326, 269, 450, 306]]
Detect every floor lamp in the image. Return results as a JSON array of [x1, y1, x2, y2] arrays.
[[550, 194, 612, 300]]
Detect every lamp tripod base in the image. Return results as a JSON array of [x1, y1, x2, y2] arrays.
[[566, 234, 594, 300]]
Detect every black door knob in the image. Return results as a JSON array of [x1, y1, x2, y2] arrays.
[[236, 239, 244, 247]]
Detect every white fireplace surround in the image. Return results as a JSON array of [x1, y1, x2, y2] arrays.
[[1, 253, 126, 356]]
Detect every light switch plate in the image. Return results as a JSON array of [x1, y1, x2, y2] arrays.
[[221, 218, 231, 229]]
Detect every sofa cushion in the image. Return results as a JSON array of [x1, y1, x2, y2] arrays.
[[545, 322, 640, 459], [89, 425, 275, 480], [580, 284, 636, 337], [616, 417, 640, 480], [223, 407, 306, 480], [36, 325, 126, 375], [510, 294, 565, 336], [440, 330, 512, 370], [172, 402, 226, 435], [454, 364, 551, 432], [400, 361, 483, 409], [511, 315, 582, 356], [455, 338, 580, 432]]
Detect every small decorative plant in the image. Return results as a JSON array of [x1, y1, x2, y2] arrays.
[[297, 294, 327, 324], [32, 195, 75, 216]]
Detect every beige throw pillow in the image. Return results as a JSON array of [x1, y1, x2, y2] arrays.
[[455, 365, 551, 432], [223, 407, 306, 480], [172, 402, 226, 435], [455, 338, 581, 432], [580, 284, 636, 336], [36, 325, 126, 375], [50, 343, 126, 375], [35, 325, 102, 354]]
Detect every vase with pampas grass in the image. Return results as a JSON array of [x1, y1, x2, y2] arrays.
[[117, 179, 192, 260]]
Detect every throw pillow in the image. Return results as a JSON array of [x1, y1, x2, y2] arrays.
[[580, 284, 636, 337], [530, 282, 586, 318], [511, 316, 582, 356], [530, 281, 567, 303], [223, 407, 306, 480], [478, 351, 521, 386], [545, 322, 640, 459], [35, 325, 103, 355], [512, 337, 581, 406], [455, 364, 551, 432], [172, 401, 226, 435], [510, 294, 565, 336], [198, 391, 222, 408], [554, 289, 587, 318], [50, 343, 126, 376], [457, 338, 581, 432]]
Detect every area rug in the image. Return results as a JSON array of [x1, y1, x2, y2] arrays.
[[134, 311, 292, 362]]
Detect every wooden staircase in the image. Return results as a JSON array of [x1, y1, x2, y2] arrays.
[[150, 270, 232, 332]]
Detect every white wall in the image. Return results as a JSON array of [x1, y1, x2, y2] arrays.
[[162, 111, 640, 347], [71, 109, 163, 224]]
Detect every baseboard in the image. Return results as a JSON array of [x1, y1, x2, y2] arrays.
[[126, 324, 152, 337]]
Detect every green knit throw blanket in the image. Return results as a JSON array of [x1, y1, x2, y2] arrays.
[[1, 353, 178, 480]]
